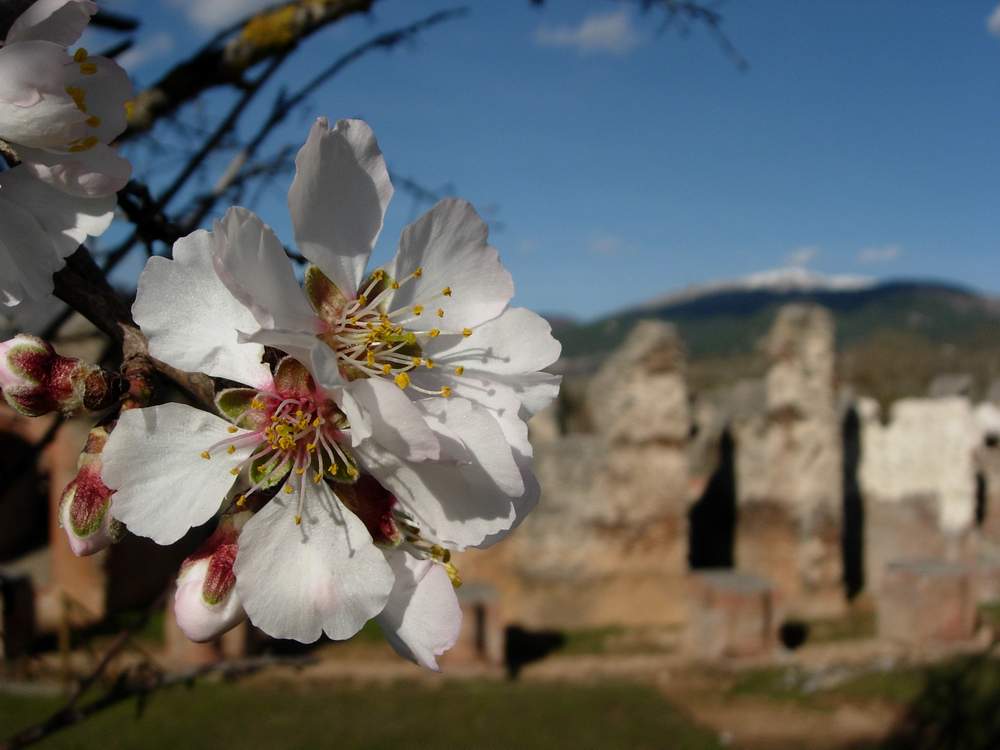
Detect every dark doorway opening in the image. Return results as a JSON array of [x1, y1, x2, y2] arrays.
[[688, 429, 736, 569], [842, 406, 864, 600]]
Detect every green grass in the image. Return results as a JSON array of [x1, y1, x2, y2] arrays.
[[0, 679, 724, 750]]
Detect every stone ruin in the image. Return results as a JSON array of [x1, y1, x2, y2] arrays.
[[459, 302, 1000, 658], [4, 303, 1000, 665]]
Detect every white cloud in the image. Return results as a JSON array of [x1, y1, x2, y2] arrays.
[[786, 245, 820, 267], [988, 4, 1000, 37], [534, 8, 643, 56], [858, 244, 903, 264], [588, 232, 627, 256], [117, 32, 174, 71], [169, 0, 274, 30]]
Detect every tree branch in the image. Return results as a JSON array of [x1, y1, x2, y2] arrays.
[[122, 0, 379, 140]]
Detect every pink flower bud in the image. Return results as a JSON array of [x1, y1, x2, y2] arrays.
[[174, 513, 249, 642], [59, 424, 122, 556], [0, 334, 124, 417]]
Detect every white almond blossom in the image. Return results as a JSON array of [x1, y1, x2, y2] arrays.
[[0, 164, 114, 306], [0, 0, 133, 197]]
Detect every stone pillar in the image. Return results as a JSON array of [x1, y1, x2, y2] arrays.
[[460, 320, 693, 630], [443, 583, 503, 665], [735, 305, 844, 618]]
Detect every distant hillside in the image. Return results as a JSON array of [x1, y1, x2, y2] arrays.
[[554, 273, 1000, 403]]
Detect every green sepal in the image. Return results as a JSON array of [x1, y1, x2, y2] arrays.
[[304, 265, 347, 323], [215, 388, 264, 430], [250, 455, 291, 490], [326, 447, 360, 485]]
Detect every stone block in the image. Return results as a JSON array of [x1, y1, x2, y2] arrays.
[[685, 570, 774, 659], [878, 560, 977, 645]]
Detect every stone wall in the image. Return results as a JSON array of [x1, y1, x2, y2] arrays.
[[858, 396, 979, 594]]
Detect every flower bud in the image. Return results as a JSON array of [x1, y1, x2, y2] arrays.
[[0, 334, 125, 417], [59, 424, 123, 556], [174, 513, 250, 642]]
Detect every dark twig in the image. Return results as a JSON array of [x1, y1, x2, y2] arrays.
[[181, 7, 467, 232]]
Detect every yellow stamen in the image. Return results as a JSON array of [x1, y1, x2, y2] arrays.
[[413, 267, 423, 278], [285, 485, 295, 494], [200, 451, 211, 460], [85, 115, 101, 127], [436, 308, 445, 318], [395, 372, 411, 389], [411, 356, 422, 367], [442, 286, 452, 296], [382, 363, 392, 375], [454, 366, 465, 375], [69, 132, 103, 154], [230, 468, 240, 476], [413, 305, 424, 316], [347, 466, 359, 478], [358, 294, 367, 306], [462, 328, 472, 337], [226, 445, 236, 454], [295, 467, 306, 476], [440, 386, 452, 397], [425, 359, 435, 369], [429, 328, 440, 338], [227, 426, 238, 433], [391, 281, 400, 290], [294, 515, 302, 525], [73, 48, 89, 63], [80, 62, 97, 75], [65, 86, 87, 111], [313, 472, 323, 484], [236, 494, 247, 507]]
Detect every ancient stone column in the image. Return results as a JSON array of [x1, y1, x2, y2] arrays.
[[459, 320, 693, 630], [734, 304, 844, 619]]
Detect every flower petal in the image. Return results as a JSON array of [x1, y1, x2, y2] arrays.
[[411, 308, 561, 418], [355, 400, 521, 550], [134, 228, 273, 388], [387, 199, 513, 330], [422, 397, 523, 497], [103, 404, 255, 545], [288, 118, 392, 296], [0, 41, 85, 143], [0, 164, 114, 256], [346, 377, 439, 462], [0, 179, 62, 306], [234, 485, 393, 642], [18, 141, 131, 197], [5, 0, 96, 45], [212, 207, 316, 332], [376, 551, 461, 671]]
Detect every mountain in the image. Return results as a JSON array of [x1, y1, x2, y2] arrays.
[[554, 270, 1000, 402]]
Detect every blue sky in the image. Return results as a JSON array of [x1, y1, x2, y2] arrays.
[[89, 0, 1000, 319]]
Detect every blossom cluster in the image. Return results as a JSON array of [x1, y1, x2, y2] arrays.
[[0, 0, 132, 306], [0, 1, 559, 671]]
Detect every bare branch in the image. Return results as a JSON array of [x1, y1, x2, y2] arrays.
[[122, 0, 379, 139]]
